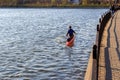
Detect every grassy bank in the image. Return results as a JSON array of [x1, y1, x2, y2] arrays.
[[22, 4, 110, 8], [0, 3, 110, 8]]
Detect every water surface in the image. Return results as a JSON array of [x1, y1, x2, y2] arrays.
[[0, 8, 107, 80]]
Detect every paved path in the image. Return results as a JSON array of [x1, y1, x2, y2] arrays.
[[98, 10, 120, 80]]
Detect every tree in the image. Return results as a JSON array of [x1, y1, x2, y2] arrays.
[[63, 0, 68, 5], [82, 0, 87, 5], [51, 0, 56, 5]]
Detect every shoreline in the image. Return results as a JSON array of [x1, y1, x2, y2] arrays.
[[0, 6, 109, 9], [0, 4, 110, 9]]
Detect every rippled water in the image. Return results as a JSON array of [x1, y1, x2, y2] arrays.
[[0, 8, 107, 80]]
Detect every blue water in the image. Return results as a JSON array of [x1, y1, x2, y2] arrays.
[[0, 8, 107, 80]]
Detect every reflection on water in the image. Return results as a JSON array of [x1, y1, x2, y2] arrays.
[[0, 8, 107, 80]]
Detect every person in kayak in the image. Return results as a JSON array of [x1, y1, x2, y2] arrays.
[[66, 26, 76, 41]]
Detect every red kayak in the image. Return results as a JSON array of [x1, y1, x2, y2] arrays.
[[66, 36, 75, 47]]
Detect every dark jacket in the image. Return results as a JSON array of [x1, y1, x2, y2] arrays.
[[66, 28, 75, 37]]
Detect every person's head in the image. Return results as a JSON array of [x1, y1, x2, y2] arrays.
[[69, 26, 72, 29]]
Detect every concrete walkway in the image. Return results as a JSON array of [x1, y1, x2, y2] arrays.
[[98, 10, 120, 80]]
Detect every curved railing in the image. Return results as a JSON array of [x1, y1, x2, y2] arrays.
[[84, 10, 111, 80], [94, 10, 111, 80]]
